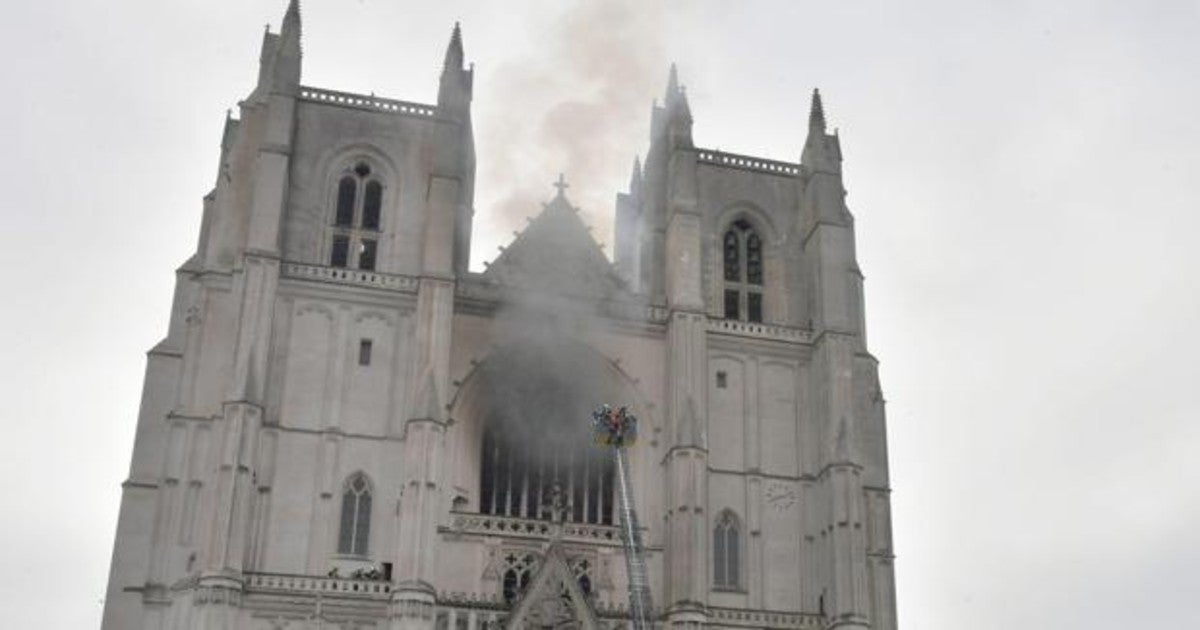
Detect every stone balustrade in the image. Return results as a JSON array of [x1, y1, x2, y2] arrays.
[[448, 512, 622, 545], [696, 149, 801, 176], [245, 571, 392, 597], [281, 262, 419, 293], [708, 606, 824, 628], [707, 318, 812, 344], [299, 86, 437, 117]]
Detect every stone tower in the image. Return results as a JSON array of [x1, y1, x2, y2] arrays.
[[102, 3, 897, 629]]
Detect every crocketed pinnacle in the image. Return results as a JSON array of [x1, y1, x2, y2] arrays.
[[667, 63, 680, 98], [444, 21, 464, 70], [282, 0, 301, 38], [809, 88, 826, 132]]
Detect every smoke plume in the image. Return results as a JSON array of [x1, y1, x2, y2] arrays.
[[472, 0, 667, 270]]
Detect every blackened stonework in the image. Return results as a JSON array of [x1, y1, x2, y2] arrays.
[[101, 3, 897, 630]]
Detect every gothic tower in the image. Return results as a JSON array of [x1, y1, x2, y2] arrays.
[[103, 4, 897, 629]]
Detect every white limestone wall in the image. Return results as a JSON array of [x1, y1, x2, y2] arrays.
[[282, 101, 440, 276], [706, 345, 811, 613], [693, 164, 803, 327]]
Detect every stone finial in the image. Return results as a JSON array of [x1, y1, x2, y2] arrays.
[[809, 88, 826, 132], [444, 21, 464, 70], [629, 156, 643, 196], [282, 0, 301, 44]]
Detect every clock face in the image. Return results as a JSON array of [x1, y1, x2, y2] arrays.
[[765, 482, 798, 511]]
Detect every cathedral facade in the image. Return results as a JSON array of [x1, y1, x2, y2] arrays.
[[102, 3, 898, 629]]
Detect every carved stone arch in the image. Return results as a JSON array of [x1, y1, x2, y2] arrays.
[[314, 142, 404, 271], [295, 301, 336, 321], [354, 309, 396, 328], [444, 338, 659, 519], [342, 469, 374, 492], [710, 202, 785, 323], [709, 352, 748, 365], [315, 142, 402, 204], [712, 202, 780, 245], [317, 145, 401, 228], [447, 339, 660, 438]]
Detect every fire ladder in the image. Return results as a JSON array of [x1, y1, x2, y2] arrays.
[[593, 405, 654, 630]]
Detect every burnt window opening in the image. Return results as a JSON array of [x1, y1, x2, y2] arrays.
[[358, 339, 373, 366], [716, 371, 728, 389], [329, 161, 387, 269], [722, 219, 765, 322], [479, 423, 615, 526]]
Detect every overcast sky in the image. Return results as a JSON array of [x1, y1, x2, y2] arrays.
[[2, 0, 1198, 627]]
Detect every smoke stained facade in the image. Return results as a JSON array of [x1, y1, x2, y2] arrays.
[[102, 3, 899, 630]]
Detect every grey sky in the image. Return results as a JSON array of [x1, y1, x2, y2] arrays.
[[2, 0, 1198, 627]]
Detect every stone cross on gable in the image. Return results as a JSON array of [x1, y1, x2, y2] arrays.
[[553, 173, 569, 197]]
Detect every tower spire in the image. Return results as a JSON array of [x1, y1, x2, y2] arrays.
[[444, 21, 464, 71], [281, 0, 301, 44], [809, 88, 826, 133], [666, 63, 680, 99]]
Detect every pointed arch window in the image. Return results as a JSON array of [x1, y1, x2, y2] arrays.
[[328, 161, 385, 271], [713, 510, 741, 590], [338, 473, 372, 556], [500, 552, 539, 605], [722, 219, 764, 323]]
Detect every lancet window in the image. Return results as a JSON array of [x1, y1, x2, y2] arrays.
[[338, 473, 372, 556], [713, 510, 741, 590], [722, 219, 764, 322], [329, 161, 384, 271], [478, 425, 615, 526]]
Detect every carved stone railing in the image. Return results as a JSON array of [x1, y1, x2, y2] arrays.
[[281, 262, 419, 294], [435, 590, 644, 622], [708, 606, 824, 628], [245, 571, 392, 598], [707, 318, 812, 344], [696, 149, 801, 177], [437, 591, 508, 610], [447, 512, 623, 546], [299, 86, 437, 117]]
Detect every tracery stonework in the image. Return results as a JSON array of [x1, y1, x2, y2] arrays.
[[100, 2, 898, 629]]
